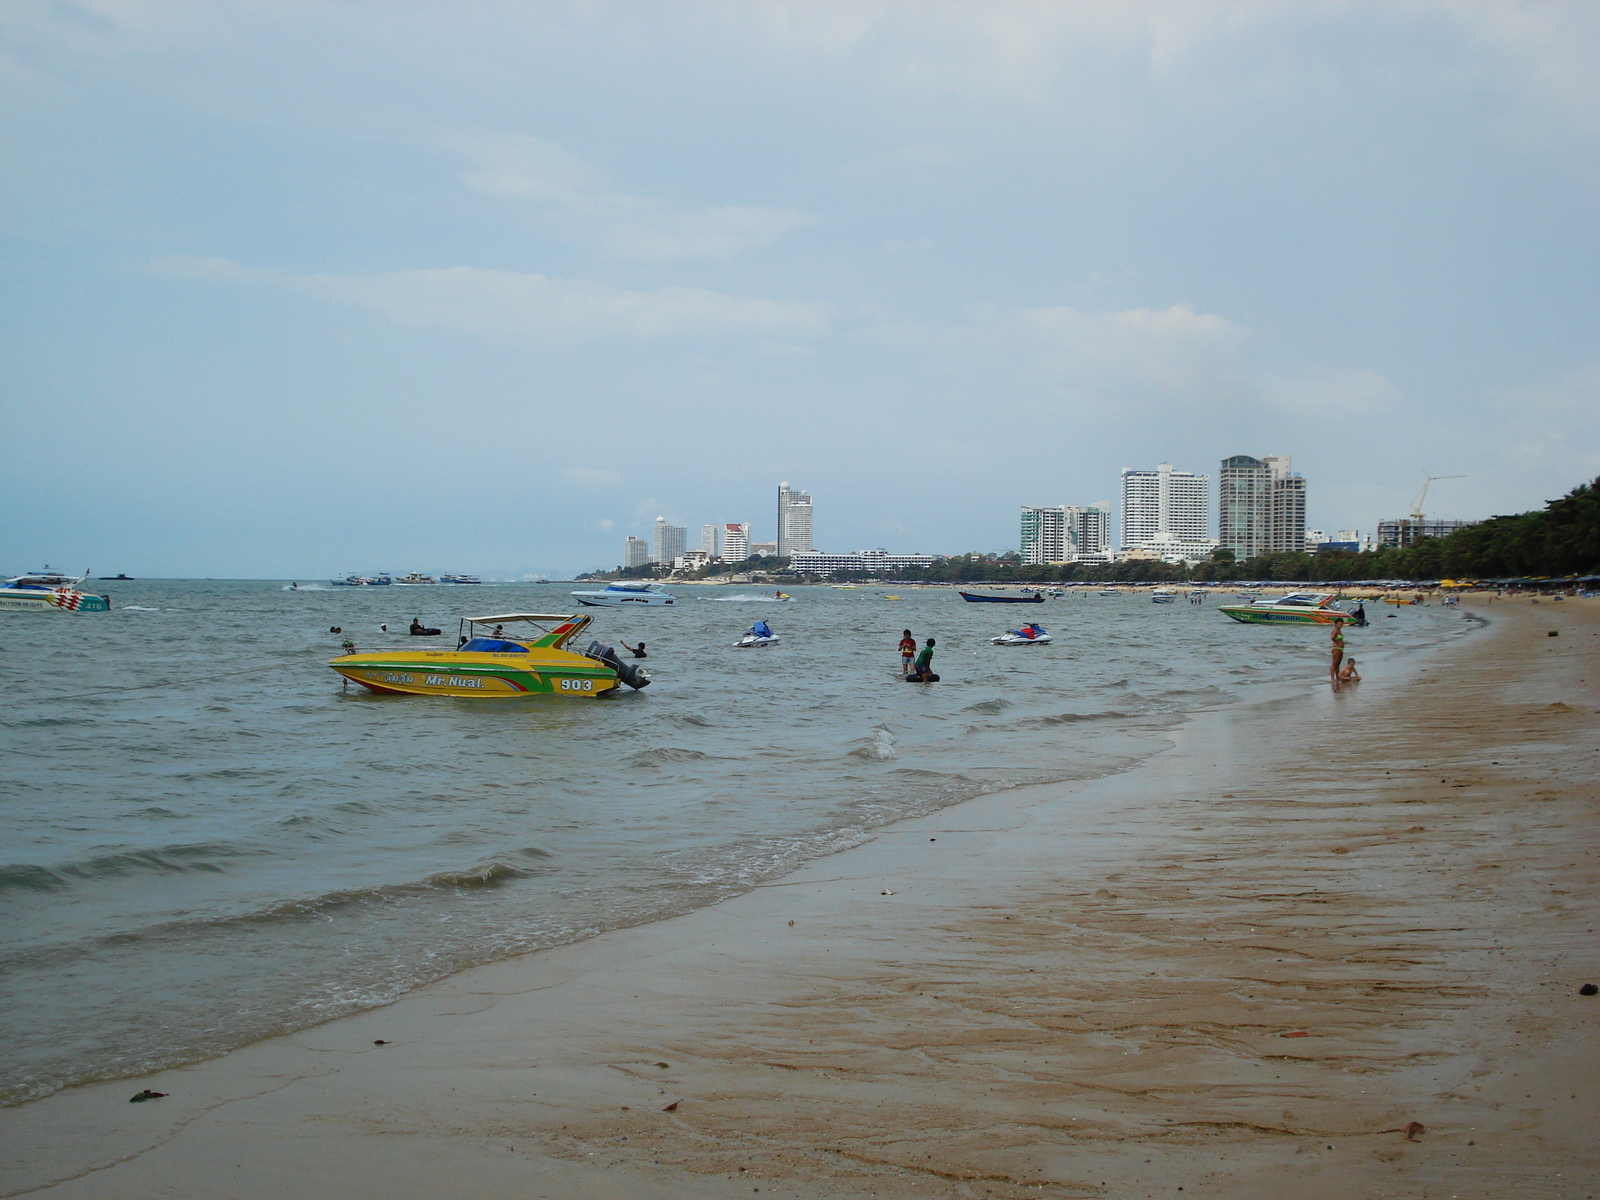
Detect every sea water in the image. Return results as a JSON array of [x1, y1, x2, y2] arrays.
[[0, 582, 1469, 1103]]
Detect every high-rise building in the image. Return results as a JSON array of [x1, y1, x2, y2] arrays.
[[722, 523, 750, 561], [623, 536, 649, 569], [1119, 462, 1213, 560], [1020, 505, 1112, 565], [1267, 459, 1306, 555], [1220, 454, 1306, 560], [777, 482, 812, 557], [652, 517, 686, 564], [700, 523, 720, 558]]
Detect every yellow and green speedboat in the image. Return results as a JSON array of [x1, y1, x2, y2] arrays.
[[329, 613, 650, 698]]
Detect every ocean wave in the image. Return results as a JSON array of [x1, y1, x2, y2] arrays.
[[627, 746, 716, 767], [0, 842, 256, 894], [120, 605, 160, 611], [704, 595, 787, 602], [847, 727, 897, 761], [1018, 710, 1133, 727], [962, 698, 1014, 715]]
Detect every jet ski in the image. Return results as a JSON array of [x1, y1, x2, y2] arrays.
[[991, 623, 1051, 645], [735, 619, 781, 648]]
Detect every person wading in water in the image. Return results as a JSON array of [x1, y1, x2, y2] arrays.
[[897, 629, 916, 673]]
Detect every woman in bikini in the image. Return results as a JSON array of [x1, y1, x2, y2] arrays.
[[1329, 617, 1346, 688]]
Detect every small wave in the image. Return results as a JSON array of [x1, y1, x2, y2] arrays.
[[627, 746, 714, 767], [120, 605, 160, 611], [705, 595, 786, 602], [423, 861, 528, 888], [962, 698, 1014, 715], [847, 727, 898, 761], [666, 713, 713, 727], [0, 842, 254, 894], [1019, 710, 1133, 727], [282, 584, 329, 591]]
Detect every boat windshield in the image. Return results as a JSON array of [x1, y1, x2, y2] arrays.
[[460, 638, 527, 653]]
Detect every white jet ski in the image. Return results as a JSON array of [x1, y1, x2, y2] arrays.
[[991, 623, 1051, 645], [735, 620, 781, 648]]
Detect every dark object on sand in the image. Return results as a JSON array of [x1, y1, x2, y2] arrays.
[[1548, 630, 1559, 636], [129, 1089, 167, 1103], [662, 1100, 679, 1112], [373, 1039, 389, 1045], [1581, 983, 1598, 996], [1404, 1121, 1425, 1141]]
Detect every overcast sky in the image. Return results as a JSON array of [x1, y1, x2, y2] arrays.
[[3, 1, 1596, 578]]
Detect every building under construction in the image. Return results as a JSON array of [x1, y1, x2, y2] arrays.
[[1376, 518, 1478, 549]]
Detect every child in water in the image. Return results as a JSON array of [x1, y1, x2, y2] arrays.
[[897, 629, 916, 673]]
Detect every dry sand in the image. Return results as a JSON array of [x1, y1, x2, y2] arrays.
[[4, 597, 1597, 1200]]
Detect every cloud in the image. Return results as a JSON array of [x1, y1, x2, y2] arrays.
[[606, 206, 818, 262], [563, 467, 622, 488], [445, 130, 817, 260], [151, 256, 832, 343], [1260, 367, 1401, 415], [874, 302, 1245, 404]]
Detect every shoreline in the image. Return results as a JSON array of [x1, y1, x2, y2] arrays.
[[5, 597, 1596, 1198]]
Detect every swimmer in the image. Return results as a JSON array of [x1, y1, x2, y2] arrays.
[[1338, 656, 1361, 685], [908, 637, 937, 682], [622, 641, 647, 658], [897, 629, 916, 672]]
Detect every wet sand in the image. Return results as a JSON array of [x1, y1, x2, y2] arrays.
[[5, 597, 1597, 1199]]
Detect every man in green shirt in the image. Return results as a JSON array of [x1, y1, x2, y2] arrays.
[[908, 637, 937, 682]]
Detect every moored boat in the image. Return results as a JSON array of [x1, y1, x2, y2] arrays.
[[1218, 592, 1354, 625], [1097, 588, 1123, 597], [1150, 588, 1177, 604], [958, 585, 1046, 603], [440, 574, 483, 585], [331, 573, 392, 586], [0, 569, 111, 613], [734, 619, 780, 648], [570, 581, 676, 607], [991, 623, 1051, 645], [328, 613, 649, 697], [395, 573, 437, 585]]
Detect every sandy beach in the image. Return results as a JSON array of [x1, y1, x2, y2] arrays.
[[4, 597, 1596, 1200]]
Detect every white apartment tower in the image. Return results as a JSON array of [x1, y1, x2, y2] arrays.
[[722, 523, 750, 562], [652, 517, 687, 565], [700, 523, 720, 558], [1219, 454, 1306, 559], [623, 536, 649, 569], [1119, 462, 1214, 561], [777, 482, 813, 557], [1020, 505, 1112, 565]]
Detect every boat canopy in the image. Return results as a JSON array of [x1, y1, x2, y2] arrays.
[[466, 613, 582, 624]]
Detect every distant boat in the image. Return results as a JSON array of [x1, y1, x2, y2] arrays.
[[958, 586, 1046, 603], [395, 573, 437, 586], [331, 574, 392, 586], [440, 574, 483, 585], [1097, 588, 1123, 597], [1150, 588, 1177, 604], [570, 581, 676, 607], [98, 573, 135, 581]]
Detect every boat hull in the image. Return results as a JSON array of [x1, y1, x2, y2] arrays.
[[329, 648, 620, 697], [0, 587, 110, 612], [958, 590, 1045, 603], [1218, 605, 1347, 625]]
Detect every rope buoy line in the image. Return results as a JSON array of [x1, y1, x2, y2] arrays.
[[29, 655, 330, 704]]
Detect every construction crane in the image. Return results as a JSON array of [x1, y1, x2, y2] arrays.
[[1412, 474, 1465, 521]]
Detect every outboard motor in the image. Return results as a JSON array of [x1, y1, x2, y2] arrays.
[[584, 640, 651, 690]]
